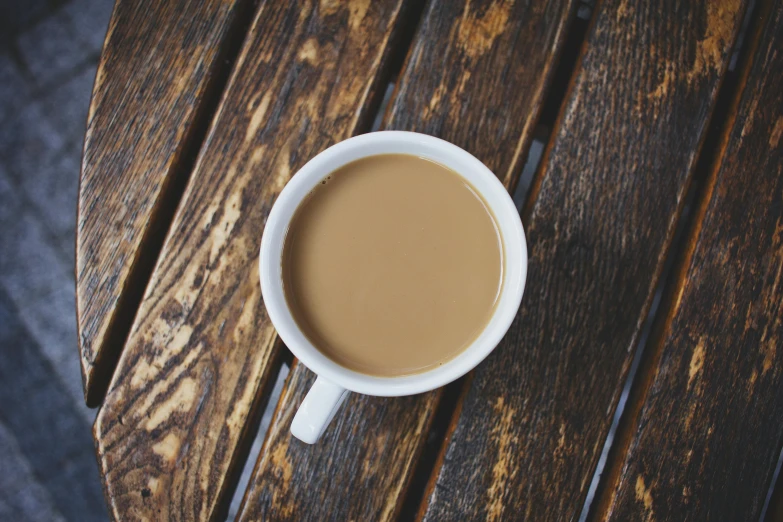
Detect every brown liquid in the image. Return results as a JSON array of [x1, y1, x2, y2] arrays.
[[282, 154, 502, 376]]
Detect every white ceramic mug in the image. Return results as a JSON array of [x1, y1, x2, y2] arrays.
[[259, 131, 527, 444]]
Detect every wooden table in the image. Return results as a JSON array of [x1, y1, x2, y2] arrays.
[[76, 1, 783, 520]]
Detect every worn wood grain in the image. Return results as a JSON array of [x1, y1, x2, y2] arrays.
[[594, 2, 783, 519], [76, 0, 253, 406], [236, 1, 577, 520], [92, 1, 411, 519], [418, 1, 749, 520]]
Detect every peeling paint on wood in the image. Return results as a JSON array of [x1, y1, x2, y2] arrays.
[[598, 3, 783, 519]]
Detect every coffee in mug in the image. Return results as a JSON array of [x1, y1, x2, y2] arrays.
[[281, 154, 503, 377]]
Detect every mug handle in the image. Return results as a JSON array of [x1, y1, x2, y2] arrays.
[[291, 376, 348, 444]]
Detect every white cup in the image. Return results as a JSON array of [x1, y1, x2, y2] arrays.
[[259, 131, 527, 444]]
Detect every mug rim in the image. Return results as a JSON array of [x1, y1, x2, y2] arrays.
[[259, 131, 527, 397]]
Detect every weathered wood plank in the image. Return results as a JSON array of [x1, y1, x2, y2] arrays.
[[92, 1, 411, 519], [77, 0, 253, 406], [418, 1, 748, 520], [236, 1, 578, 520], [594, 2, 783, 519]]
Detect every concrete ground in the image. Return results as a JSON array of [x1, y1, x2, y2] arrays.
[[0, 0, 114, 519]]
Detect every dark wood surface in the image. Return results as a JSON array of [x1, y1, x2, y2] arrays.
[[595, 2, 783, 519], [76, 1, 783, 520], [238, 362, 438, 521], [76, 0, 252, 406], [92, 1, 411, 519], [418, 1, 748, 520], [236, 1, 577, 520], [385, 0, 577, 191]]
